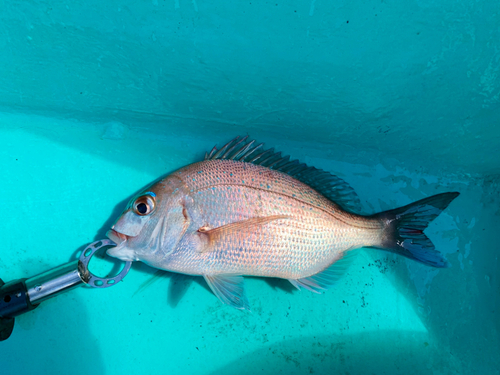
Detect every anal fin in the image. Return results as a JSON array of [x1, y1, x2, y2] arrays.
[[204, 274, 250, 311], [289, 250, 358, 293]]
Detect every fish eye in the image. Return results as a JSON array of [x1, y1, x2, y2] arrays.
[[132, 195, 156, 216]]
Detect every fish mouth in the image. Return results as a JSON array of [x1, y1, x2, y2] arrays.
[[106, 229, 138, 261], [106, 229, 128, 246]]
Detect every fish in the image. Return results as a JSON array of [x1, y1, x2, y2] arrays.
[[106, 136, 459, 310]]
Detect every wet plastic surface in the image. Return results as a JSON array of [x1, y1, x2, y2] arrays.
[[0, 118, 498, 374]]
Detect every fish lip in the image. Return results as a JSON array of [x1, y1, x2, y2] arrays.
[[106, 229, 128, 246]]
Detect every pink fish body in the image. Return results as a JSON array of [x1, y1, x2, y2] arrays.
[[107, 137, 459, 310]]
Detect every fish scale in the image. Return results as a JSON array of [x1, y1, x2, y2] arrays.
[[166, 159, 380, 278]]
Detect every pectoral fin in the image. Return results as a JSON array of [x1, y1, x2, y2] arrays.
[[197, 215, 288, 253], [204, 274, 250, 311]]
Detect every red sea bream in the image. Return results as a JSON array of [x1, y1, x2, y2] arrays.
[[106, 136, 459, 310]]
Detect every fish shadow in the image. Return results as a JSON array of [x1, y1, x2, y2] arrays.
[[261, 277, 297, 294], [130, 265, 213, 308], [131, 267, 298, 308]]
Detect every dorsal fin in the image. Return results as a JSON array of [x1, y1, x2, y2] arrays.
[[205, 136, 362, 213]]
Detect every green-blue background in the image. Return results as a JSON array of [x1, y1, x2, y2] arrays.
[[1, 1, 499, 374]]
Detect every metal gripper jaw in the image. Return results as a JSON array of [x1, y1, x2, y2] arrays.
[[0, 240, 132, 341]]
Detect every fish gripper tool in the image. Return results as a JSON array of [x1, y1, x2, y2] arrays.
[[0, 239, 132, 341]]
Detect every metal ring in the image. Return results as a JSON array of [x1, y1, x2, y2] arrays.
[[78, 239, 132, 288]]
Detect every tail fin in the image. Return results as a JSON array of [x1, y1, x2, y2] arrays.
[[373, 192, 460, 268]]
